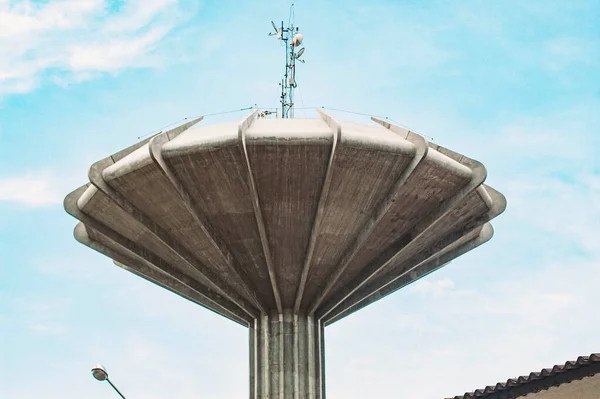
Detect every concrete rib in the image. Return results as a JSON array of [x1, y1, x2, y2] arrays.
[[149, 131, 267, 313], [314, 119, 488, 319], [86, 126, 259, 319], [238, 110, 284, 314], [66, 188, 252, 323], [89, 161, 259, 319], [161, 125, 277, 310], [300, 118, 417, 311], [318, 184, 506, 321], [89, 226, 251, 324], [358, 216, 493, 306], [292, 109, 341, 313], [306, 114, 428, 315], [325, 223, 495, 325], [245, 119, 333, 309], [73, 223, 249, 326], [350, 182, 496, 291]]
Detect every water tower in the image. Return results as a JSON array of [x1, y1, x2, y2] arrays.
[[65, 13, 505, 399]]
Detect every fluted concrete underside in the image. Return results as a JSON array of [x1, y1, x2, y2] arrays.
[[65, 109, 506, 398]]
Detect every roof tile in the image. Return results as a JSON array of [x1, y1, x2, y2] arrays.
[[447, 353, 600, 399]]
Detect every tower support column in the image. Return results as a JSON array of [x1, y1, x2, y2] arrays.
[[250, 310, 325, 399]]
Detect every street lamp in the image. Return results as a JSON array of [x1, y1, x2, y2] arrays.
[[91, 364, 127, 399]]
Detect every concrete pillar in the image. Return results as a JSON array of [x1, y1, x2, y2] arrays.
[[250, 310, 325, 399]]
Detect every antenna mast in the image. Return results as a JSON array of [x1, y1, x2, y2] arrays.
[[269, 4, 305, 118]]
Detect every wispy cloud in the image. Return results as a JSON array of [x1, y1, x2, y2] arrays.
[[493, 104, 600, 162], [67, 25, 170, 72], [407, 278, 458, 297], [0, 174, 63, 207], [0, 0, 185, 95], [12, 296, 71, 336]]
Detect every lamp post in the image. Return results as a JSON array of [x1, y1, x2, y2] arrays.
[[91, 364, 127, 399]]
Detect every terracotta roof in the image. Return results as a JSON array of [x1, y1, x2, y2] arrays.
[[447, 353, 600, 399]]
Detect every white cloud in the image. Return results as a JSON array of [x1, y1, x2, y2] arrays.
[[68, 25, 170, 72], [12, 296, 71, 336], [0, 0, 185, 95], [29, 321, 69, 335], [504, 174, 600, 257], [0, 174, 63, 206], [102, 0, 177, 33], [407, 278, 456, 297], [0, 0, 103, 38], [494, 107, 599, 162]]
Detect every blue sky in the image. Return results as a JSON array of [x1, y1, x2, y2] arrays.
[[1, 0, 599, 398]]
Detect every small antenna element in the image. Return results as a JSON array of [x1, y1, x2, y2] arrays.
[[268, 4, 305, 118], [257, 110, 275, 119]]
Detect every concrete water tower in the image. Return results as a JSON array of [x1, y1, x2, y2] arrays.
[[65, 11, 505, 399]]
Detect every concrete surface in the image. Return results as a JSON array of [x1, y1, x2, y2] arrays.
[[65, 109, 506, 398]]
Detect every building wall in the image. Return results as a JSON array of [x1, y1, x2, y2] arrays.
[[523, 374, 600, 399]]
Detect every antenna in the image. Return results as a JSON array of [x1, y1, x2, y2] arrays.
[[268, 4, 305, 118]]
